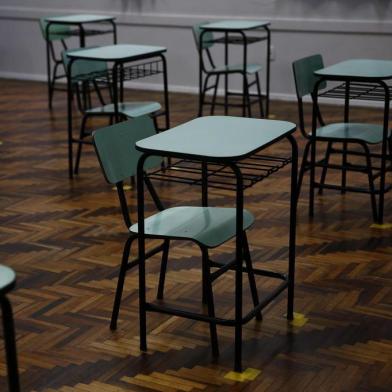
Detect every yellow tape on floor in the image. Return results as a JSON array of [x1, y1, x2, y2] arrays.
[[112, 185, 132, 191], [370, 223, 392, 230], [224, 368, 261, 382], [288, 312, 308, 327]]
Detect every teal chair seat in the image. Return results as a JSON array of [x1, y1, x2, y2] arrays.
[[315, 123, 391, 144], [130, 206, 254, 248], [0, 265, 16, 295], [86, 102, 161, 118]]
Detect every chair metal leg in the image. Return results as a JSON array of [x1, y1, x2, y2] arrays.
[[210, 75, 220, 115], [244, 75, 252, 118], [255, 73, 264, 118], [110, 236, 134, 330], [200, 74, 211, 118], [309, 136, 316, 217], [318, 141, 333, 195], [297, 140, 310, 202], [201, 247, 219, 357], [362, 143, 378, 222], [1, 296, 20, 392], [341, 141, 348, 194], [74, 115, 89, 175], [243, 233, 262, 320], [157, 240, 169, 300]]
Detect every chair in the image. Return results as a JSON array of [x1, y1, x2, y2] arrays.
[[293, 54, 392, 221], [193, 22, 264, 118], [0, 265, 20, 392], [63, 49, 162, 175], [39, 18, 72, 108], [92, 116, 261, 356]]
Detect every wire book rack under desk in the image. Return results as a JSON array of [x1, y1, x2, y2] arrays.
[[319, 81, 392, 102], [72, 59, 163, 83], [148, 154, 292, 191]]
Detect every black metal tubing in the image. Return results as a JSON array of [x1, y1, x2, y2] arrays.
[[1, 295, 20, 392], [209, 260, 287, 281], [286, 134, 298, 320], [45, 18, 117, 109], [198, 26, 269, 118], [67, 57, 76, 179], [265, 26, 271, 117], [136, 132, 297, 371], [159, 54, 171, 132], [145, 280, 288, 327], [311, 76, 391, 223]]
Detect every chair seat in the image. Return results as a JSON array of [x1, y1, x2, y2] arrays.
[[314, 123, 391, 144], [0, 265, 16, 295], [211, 63, 262, 75], [130, 206, 254, 248], [86, 102, 161, 118]]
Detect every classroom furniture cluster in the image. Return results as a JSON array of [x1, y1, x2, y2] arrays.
[[1, 12, 391, 392]]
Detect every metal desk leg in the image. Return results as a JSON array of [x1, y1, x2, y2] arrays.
[[309, 80, 323, 216], [45, 23, 53, 110], [265, 26, 271, 118], [342, 82, 351, 194], [111, 20, 117, 44], [137, 155, 149, 352], [231, 163, 244, 372], [286, 134, 298, 319], [161, 54, 170, 131], [112, 63, 119, 123], [67, 58, 75, 179], [378, 81, 390, 224], [1, 296, 20, 392], [224, 32, 229, 116]]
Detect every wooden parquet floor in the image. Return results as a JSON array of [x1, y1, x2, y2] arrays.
[[0, 79, 391, 391]]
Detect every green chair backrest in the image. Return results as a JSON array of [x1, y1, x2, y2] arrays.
[[292, 54, 326, 98], [192, 22, 214, 50], [93, 117, 162, 185], [62, 48, 107, 81], [39, 18, 71, 41]]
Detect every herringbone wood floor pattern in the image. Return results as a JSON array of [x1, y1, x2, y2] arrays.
[[0, 79, 391, 391]]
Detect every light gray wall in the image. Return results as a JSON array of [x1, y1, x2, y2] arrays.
[[1, 0, 392, 99]]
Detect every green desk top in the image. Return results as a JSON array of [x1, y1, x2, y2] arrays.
[[67, 44, 166, 61], [0, 264, 16, 294], [136, 116, 295, 161], [45, 14, 115, 24], [315, 59, 392, 80], [200, 20, 270, 31]]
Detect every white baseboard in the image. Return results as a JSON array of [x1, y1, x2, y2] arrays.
[[0, 71, 385, 108]]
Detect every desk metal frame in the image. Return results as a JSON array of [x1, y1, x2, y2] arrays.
[[135, 121, 297, 371], [45, 15, 117, 108], [66, 45, 170, 179], [199, 21, 271, 118], [311, 62, 391, 224]]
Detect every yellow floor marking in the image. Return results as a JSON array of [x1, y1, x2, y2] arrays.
[[112, 184, 133, 191], [224, 368, 261, 382], [267, 114, 276, 119], [370, 223, 392, 230], [288, 312, 308, 327]]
